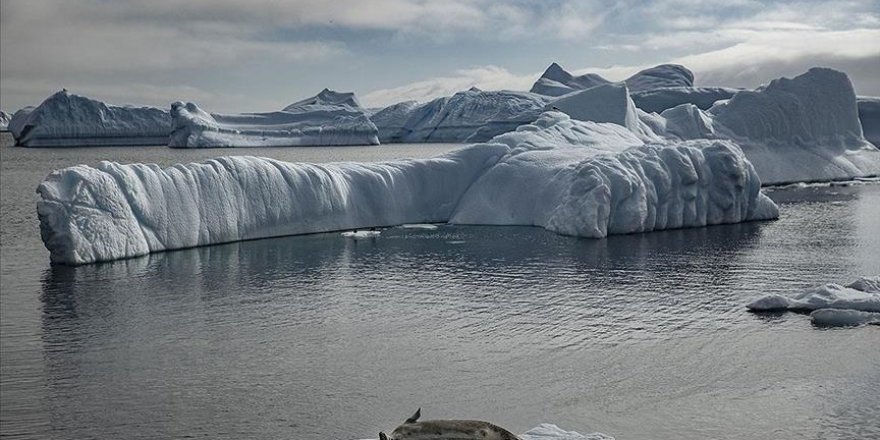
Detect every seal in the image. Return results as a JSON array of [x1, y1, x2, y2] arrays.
[[379, 408, 520, 440]]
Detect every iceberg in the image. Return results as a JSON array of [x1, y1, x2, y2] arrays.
[[37, 109, 778, 265], [858, 96, 880, 148], [705, 68, 880, 184], [547, 83, 662, 142], [0, 110, 11, 131], [9, 90, 171, 147], [169, 89, 379, 147], [529, 63, 694, 97], [372, 88, 548, 143], [747, 276, 880, 324]]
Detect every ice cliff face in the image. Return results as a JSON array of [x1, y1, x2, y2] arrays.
[[168, 92, 380, 148], [372, 88, 549, 143], [10, 90, 171, 147], [630, 87, 739, 114], [38, 110, 778, 265]]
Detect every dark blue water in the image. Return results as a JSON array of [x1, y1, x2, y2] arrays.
[[2, 142, 879, 440]]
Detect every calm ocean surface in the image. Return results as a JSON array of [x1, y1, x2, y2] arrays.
[[1, 139, 878, 440]]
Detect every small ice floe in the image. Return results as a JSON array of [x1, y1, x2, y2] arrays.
[[341, 229, 381, 239], [810, 309, 880, 327], [398, 224, 439, 230], [747, 276, 880, 327]]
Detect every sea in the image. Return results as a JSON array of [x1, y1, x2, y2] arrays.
[[1, 134, 878, 440]]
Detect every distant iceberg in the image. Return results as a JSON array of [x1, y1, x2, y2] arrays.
[[170, 89, 379, 147], [0, 110, 11, 131], [372, 88, 548, 143], [705, 68, 880, 184], [37, 110, 778, 265], [9, 90, 171, 147], [858, 96, 880, 148], [530, 63, 695, 97], [747, 276, 880, 327], [359, 423, 614, 440]]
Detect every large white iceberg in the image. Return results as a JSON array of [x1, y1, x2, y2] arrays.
[[0, 110, 11, 131], [530, 62, 611, 97], [372, 88, 548, 143], [747, 276, 880, 327], [858, 96, 880, 148], [9, 90, 171, 147], [169, 89, 379, 147]]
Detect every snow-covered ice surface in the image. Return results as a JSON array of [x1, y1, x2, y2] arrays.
[[9, 90, 170, 147], [0, 110, 11, 131], [38, 108, 778, 265], [372, 88, 548, 143], [858, 96, 880, 148], [169, 90, 379, 147], [747, 276, 880, 327]]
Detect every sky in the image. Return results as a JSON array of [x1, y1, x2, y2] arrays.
[[1, 0, 878, 113]]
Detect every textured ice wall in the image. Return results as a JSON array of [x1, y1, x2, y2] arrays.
[[38, 111, 778, 265], [10, 90, 170, 147], [37, 145, 506, 264], [631, 87, 738, 114], [747, 276, 880, 327], [169, 101, 379, 147]]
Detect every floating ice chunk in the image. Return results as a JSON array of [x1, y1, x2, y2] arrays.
[[399, 224, 439, 230], [373, 89, 548, 143], [521, 423, 615, 440], [747, 277, 880, 318], [342, 230, 381, 239], [0, 110, 11, 131], [858, 96, 880, 148], [810, 309, 880, 327], [10, 90, 170, 147], [169, 99, 379, 147], [631, 87, 739, 114]]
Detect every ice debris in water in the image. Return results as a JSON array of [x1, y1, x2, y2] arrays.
[[747, 276, 880, 327]]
